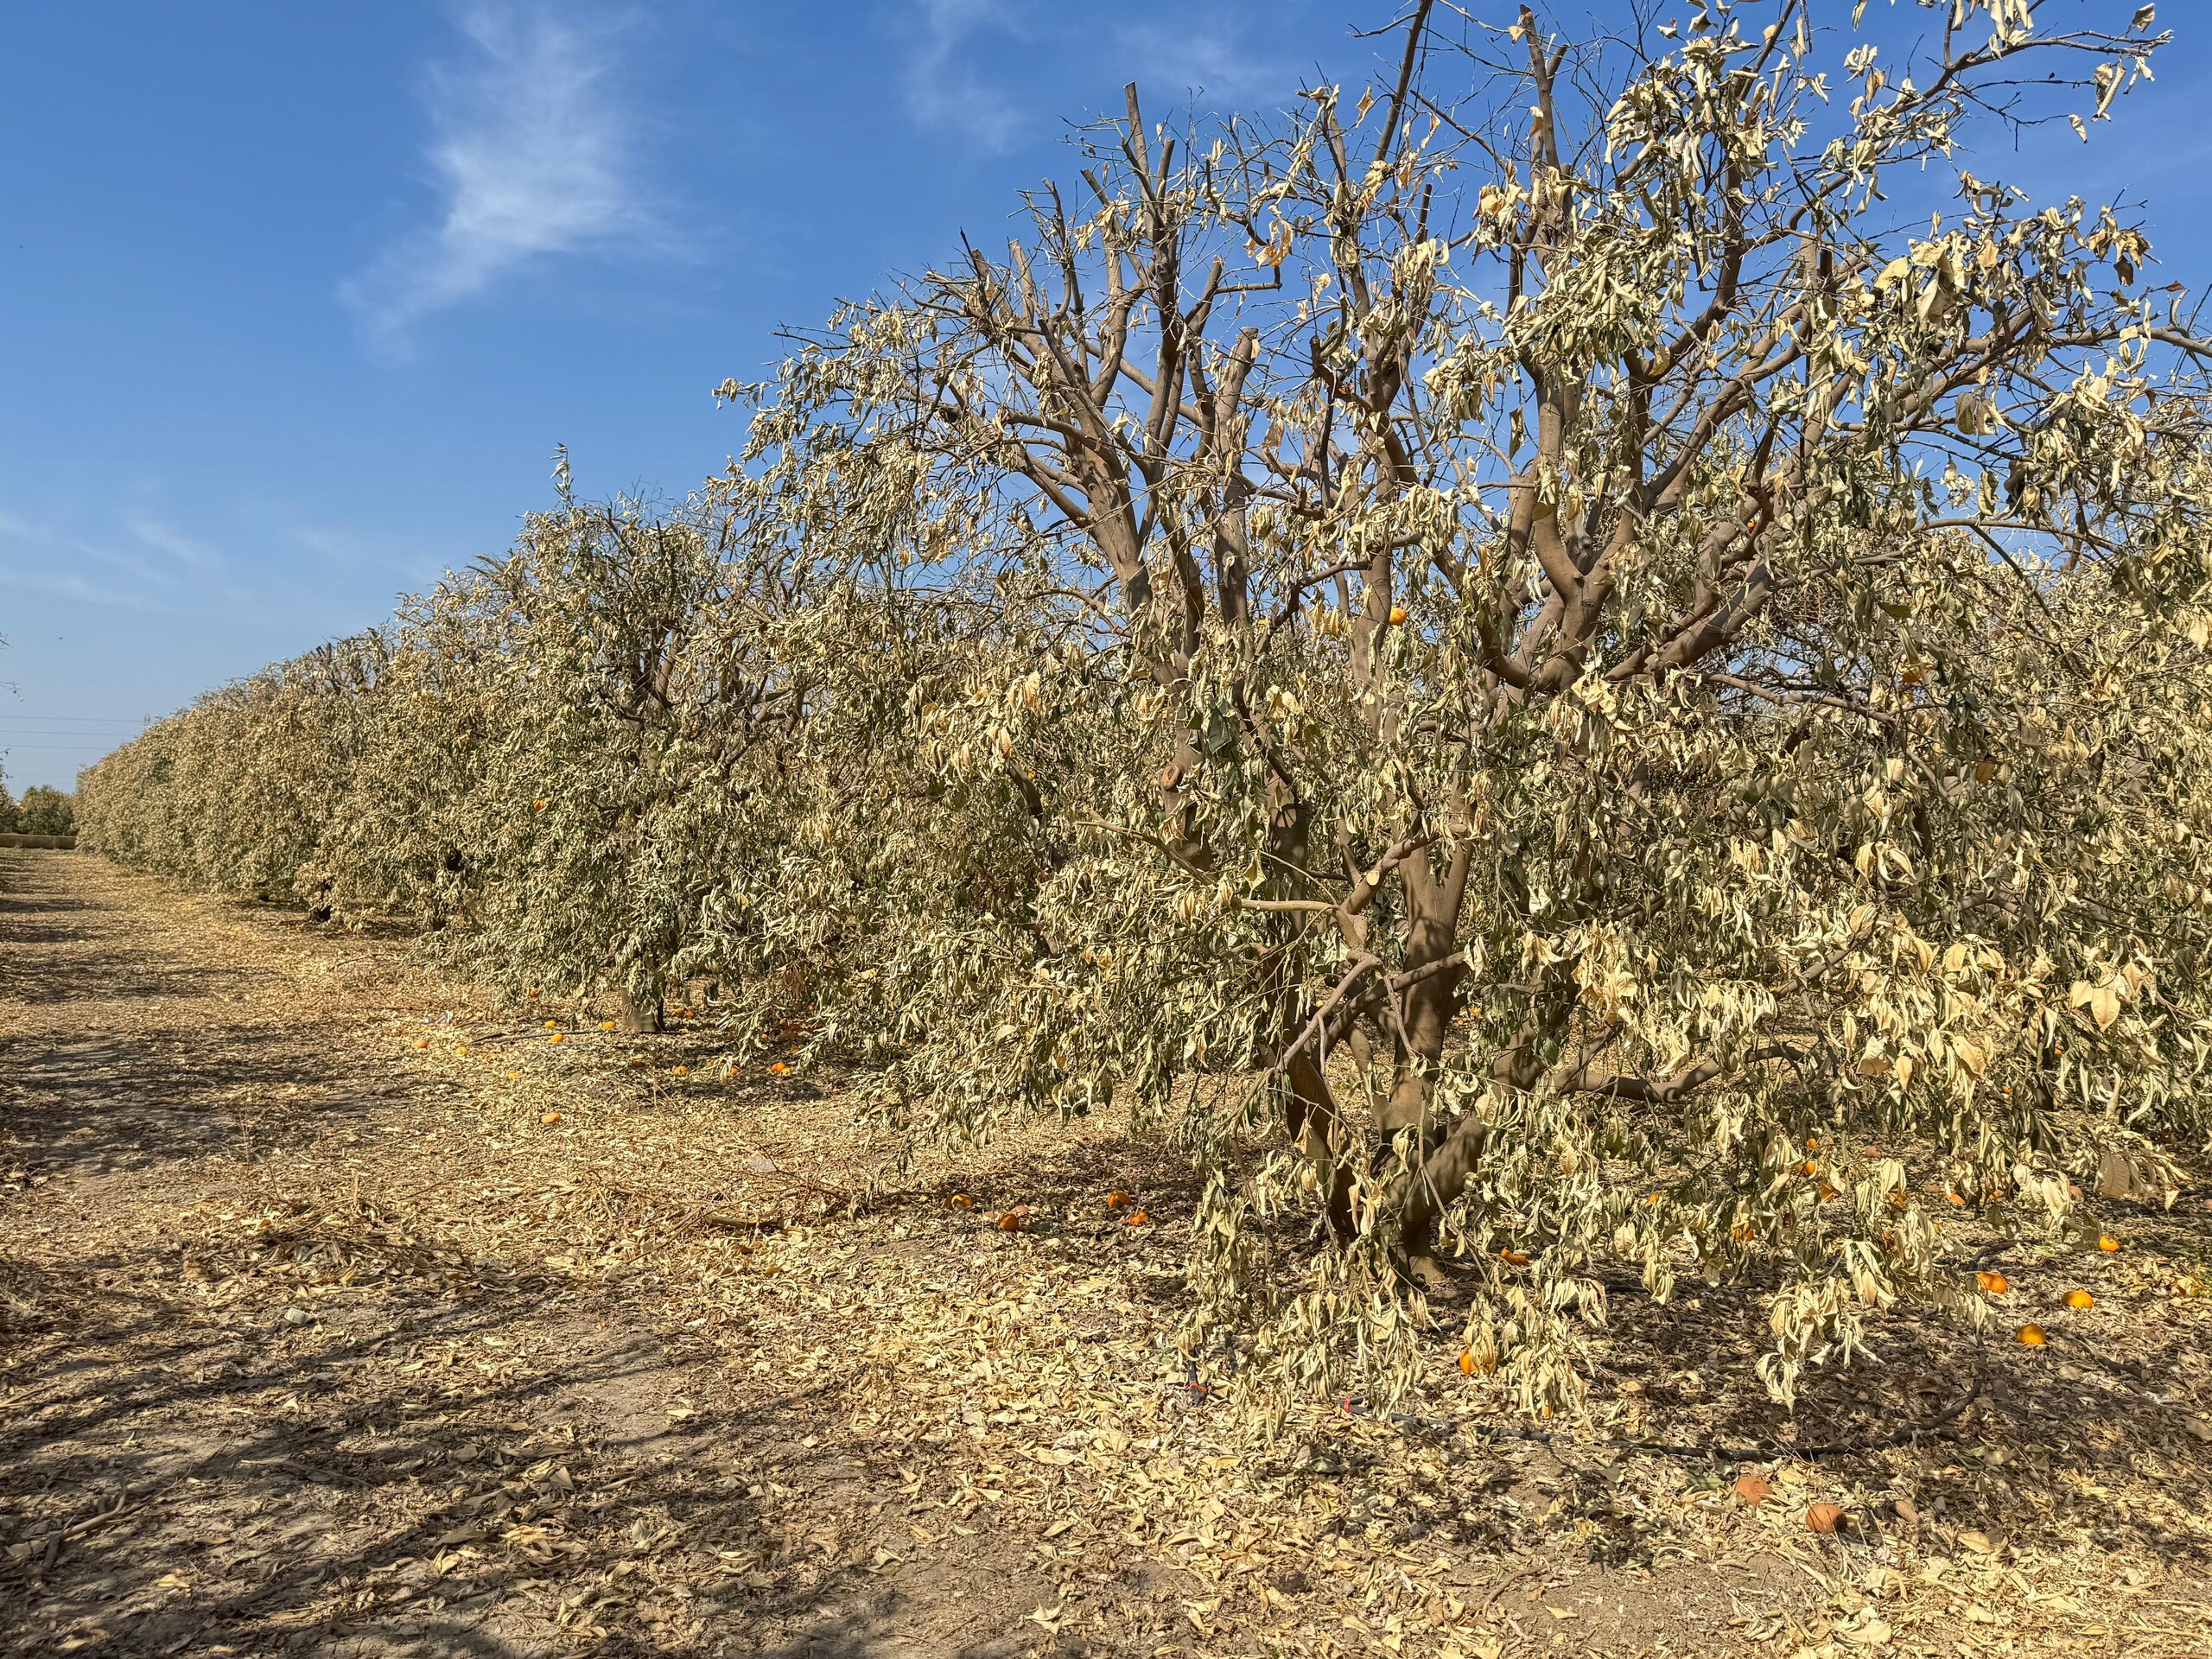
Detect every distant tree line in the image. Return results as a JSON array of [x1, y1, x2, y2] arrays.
[[0, 784, 74, 836]]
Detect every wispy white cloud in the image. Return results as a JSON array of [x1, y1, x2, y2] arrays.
[[1116, 12, 1287, 111], [901, 0, 1025, 152], [0, 510, 194, 611], [342, 3, 657, 350]]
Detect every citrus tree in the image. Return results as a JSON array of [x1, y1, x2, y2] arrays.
[[741, 0, 2212, 1406]]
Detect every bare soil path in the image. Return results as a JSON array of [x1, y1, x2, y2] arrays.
[[5, 850, 2211, 1659], [0, 851, 1052, 1657]]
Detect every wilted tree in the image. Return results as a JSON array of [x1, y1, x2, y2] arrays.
[[750, 0, 2212, 1404]]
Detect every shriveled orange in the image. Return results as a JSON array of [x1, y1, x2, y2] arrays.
[[1804, 1502, 1847, 1534]]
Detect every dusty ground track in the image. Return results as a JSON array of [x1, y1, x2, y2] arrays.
[[3, 851, 2210, 1657]]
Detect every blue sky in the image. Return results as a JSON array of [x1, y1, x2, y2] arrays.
[[2, 0, 2208, 789]]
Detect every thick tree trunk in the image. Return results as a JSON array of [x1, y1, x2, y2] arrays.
[[1376, 845, 1471, 1286]]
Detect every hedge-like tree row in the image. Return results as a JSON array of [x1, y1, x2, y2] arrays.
[[79, 3, 2212, 1412]]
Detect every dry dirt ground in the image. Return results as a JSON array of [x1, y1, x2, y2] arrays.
[[3, 849, 2210, 1659]]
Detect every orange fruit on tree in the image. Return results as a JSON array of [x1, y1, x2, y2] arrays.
[[1387, 605, 1408, 626]]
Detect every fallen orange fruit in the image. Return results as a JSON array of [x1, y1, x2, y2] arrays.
[[770, 1062, 789, 1075], [1734, 1473, 1772, 1506], [1500, 1249, 1529, 1266], [997, 1212, 1023, 1232], [411, 1039, 428, 1050], [1127, 1211, 1150, 1226], [600, 1020, 616, 1031], [1977, 1271, 2009, 1295], [1106, 1190, 1133, 1208], [2099, 1235, 2120, 1252], [2064, 1289, 2095, 1309], [951, 1194, 975, 1209], [541, 1110, 562, 1126], [548, 1033, 563, 1043], [1805, 1502, 1847, 1534], [2016, 1324, 2046, 1345], [671, 1065, 688, 1077]]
